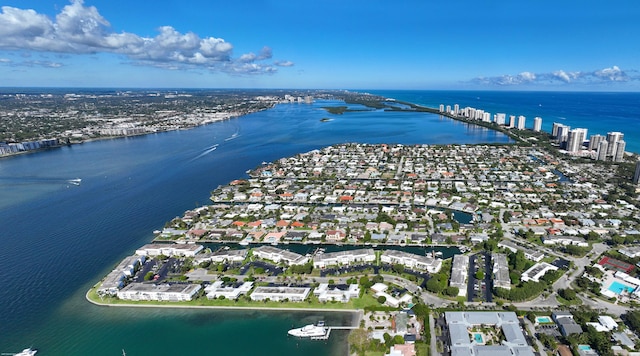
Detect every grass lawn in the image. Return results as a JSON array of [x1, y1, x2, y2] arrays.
[[87, 286, 381, 310], [555, 295, 582, 306]]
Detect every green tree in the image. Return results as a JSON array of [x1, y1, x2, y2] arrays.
[[559, 288, 577, 301], [444, 286, 459, 297], [348, 328, 369, 356], [359, 276, 374, 289], [426, 278, 444, 293], [392, 264, 405, 274]]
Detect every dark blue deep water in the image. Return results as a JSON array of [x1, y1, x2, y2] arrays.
[[0, 91, 637, 355]]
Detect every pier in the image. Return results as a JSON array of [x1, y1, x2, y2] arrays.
[[310, 326, 358, 340]]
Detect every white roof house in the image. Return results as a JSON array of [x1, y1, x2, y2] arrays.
[[252, 246, 308, 265], [380, 250, 442, 273], [117, 283, 202, 302], [135, 243, 204, 257], [250, 286, 310, 302], [205, 281, 253, 300], [313, 283, 360, 303], [520, 262, 558, 283], [313, 248, 375, 268]]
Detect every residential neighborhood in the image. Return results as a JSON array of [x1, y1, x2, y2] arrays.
[[90, 142, 640, 356]]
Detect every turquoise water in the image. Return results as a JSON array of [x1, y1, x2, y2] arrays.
[[473, 333, 483, 343], [579, 345, 593, 351], [536, 316, 552, 323], [608, 281, 636, 294], [371, 90, 640, 153]]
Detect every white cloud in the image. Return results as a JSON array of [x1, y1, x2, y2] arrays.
[[471, 65, 638, 87], [519, 71, 536, 81], [275, 60, 295, 67], [552, 70, 572, 83], [0, 0, 290, 74], [594, 65, 627, 81]]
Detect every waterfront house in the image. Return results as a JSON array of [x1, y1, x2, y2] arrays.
[[313, 249, 376, 268], [250, 286, 310, 302]]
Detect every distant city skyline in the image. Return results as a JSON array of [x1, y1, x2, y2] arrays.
[[1, 0, 639, 90]]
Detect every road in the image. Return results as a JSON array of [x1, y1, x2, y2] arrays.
[[523, 317, 547, 356], [429, 313, 439, 356]]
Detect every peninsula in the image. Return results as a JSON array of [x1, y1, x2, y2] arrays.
[[87, 97, 640, 356]]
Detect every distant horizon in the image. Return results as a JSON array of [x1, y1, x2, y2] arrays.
[[1, 1, 639, 90], [1, 86, 640, 94]]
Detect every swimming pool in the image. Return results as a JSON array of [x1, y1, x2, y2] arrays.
[[536, 316, 552, 323], [473, 333, 483, 343], [578, 345, 593, 351], [608, 281, 636, 295]]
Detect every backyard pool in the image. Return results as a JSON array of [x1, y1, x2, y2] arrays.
[[536, 316, 552, 323], [608, 281, 636, 295], [579, 345, 593, 351]]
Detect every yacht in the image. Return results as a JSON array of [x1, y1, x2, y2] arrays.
[[288, 321, 326, 338], [14, 349, 37, 356]]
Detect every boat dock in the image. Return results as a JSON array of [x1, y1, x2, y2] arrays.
[[310, 326, 358, 340]]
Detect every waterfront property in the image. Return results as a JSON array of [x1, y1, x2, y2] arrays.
[[97, 255, 146, 295], [204, 281, 253, 300], [370, 283, 413, 308], [252, 246, 309, 266], [135, 243, 204, 257], [116, 283, 202, 302], [250, 286, 311, 302], [380, 250, 442, 273], [312, 249, 376, 268], [194, 248, 248, 265], [313, 283, 360, 303]]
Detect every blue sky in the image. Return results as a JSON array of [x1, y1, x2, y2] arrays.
[[1, 0, 639, 90]]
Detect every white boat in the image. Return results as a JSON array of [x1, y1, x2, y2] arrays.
[[14, 348, 37, 356], [288, 321, 326, 338]]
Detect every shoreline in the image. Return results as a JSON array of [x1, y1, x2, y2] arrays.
[[85, 288, 364, 331], [85, 289, 360, 314], [0, 107, 266, 159]]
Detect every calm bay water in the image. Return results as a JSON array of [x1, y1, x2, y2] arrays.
[[0, 91, 636, 355]]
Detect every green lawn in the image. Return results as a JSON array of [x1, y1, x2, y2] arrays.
[[87, 286, 381, 310]]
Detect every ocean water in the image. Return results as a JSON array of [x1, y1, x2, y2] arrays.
[[370, 90, 640, 153], [0, 91, 636, 355]]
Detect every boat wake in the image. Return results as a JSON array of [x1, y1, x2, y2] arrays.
[[0, 176, 81, 187], [224, 132, 239, 141], [189, 144, 219, 162]]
